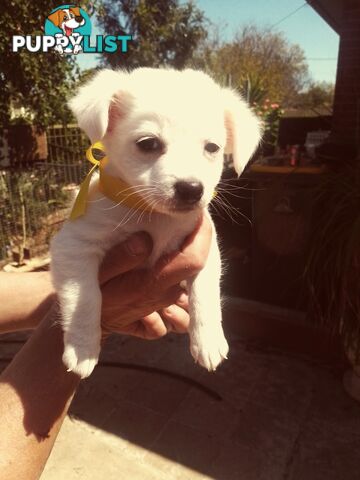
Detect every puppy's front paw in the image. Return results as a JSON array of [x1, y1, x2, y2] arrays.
[[190, 328, 229, 371], [62, 336, 101, 379]]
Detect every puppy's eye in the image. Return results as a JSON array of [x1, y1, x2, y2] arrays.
[[136, 137, 164, 153], [205, 142, 220, 154]]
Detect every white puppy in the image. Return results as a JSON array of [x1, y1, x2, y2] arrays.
[[50, 68, 261, 379]]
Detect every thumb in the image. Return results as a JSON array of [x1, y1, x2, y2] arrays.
[[99, 232, 153, 284]]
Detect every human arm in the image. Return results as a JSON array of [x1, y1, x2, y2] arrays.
[[0, 271, 55, 333], [0, 215, 211, 480]]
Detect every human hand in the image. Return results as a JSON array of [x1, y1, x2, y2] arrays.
[[99, 214, 212, 340]]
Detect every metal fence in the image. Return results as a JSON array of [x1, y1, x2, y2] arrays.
[[0, 125, 89, 264], [47, 124, 90, 181]]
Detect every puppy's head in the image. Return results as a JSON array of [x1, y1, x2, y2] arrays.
[[69, 68, 261, 215], [48, 8, 84, 30]]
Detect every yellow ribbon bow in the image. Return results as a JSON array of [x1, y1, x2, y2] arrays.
[[69, 141, 153, 220], [69, 142, 102, 220]]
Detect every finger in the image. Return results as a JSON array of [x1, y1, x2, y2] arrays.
[[151, 213, 212, 289], [140, 312, 167, 339], [99, 232, 153, 284], [175, 292, 189, 310], [160, 284, 186, 306], [160, 304, 190, 333]]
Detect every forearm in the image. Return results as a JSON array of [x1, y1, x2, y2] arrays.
[[0, 272, 55, 332], [0, 305, 80, 480]]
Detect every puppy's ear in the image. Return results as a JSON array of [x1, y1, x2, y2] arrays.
[[69, 69, 130, 142], [71, 7, 81, 16], [48, 10, 62, 27], [223, 89, 262, 175]]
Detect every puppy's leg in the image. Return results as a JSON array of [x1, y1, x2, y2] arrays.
[[187, 222, 229, 371], [51, 234, 104, 379]]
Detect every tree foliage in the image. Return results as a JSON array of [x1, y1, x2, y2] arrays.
[[97, 0, 207, 69], [192, 25, 310, 108], [295, 81, 334, 111], [0, 0, 79, 129]]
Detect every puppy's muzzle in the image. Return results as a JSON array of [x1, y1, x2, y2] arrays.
[[174, 180, 204, 206]]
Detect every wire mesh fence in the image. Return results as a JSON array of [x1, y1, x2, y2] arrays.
[[0, 125, 90, 265], [47, 124, 90, 180]]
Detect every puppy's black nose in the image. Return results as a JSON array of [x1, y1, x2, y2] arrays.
[[75, 15, 83, 22], [174, 180, 204, 204]]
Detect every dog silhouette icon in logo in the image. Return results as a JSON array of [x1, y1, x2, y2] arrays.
[[45, 4, 91, 55]]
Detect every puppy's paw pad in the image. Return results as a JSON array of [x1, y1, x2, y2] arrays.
[[190, 331, 229, 371], [62, 342, 100, 379]]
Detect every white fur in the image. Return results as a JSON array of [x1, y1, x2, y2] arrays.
[[50, 67, 261, 378]]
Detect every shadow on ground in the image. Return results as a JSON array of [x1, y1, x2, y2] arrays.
[[1, 315, 359, 479], [44, 320, 360, 480]]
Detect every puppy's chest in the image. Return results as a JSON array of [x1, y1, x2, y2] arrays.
[[105, 208, 201, 266], [143, 222, 192, 266]]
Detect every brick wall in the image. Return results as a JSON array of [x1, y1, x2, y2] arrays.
[[331, 0, 360, 153]]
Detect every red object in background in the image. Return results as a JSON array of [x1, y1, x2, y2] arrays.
[[289, 145, 299, 166]]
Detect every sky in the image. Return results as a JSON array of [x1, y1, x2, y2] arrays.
[[77, 0, 340, 85]]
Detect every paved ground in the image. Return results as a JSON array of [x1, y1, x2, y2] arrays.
[[46, 327, 360, 479], [1, 324, 360, 479]]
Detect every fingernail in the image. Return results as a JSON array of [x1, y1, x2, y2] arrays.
[[126, 232, 152, 256]]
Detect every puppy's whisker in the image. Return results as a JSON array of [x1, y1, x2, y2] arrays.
[[223, 202, 251, 225], [87, 195, 107, 204], [114, 184, 158, 196], [213, 193, 251, 226], [217, 182, 247, 190], [218, 181, 265, 192], [138, 193, 166, 223], [213, 198, 233, 221], [217, 184, 250, 193], [220, 195, 248, 216], [149, 198, 163, 223], [137, 208, 147, 225], [111, 202, 142, 231], [136, 194, 159, 224], [138, 199, 156, 225], [112, 208, 142, 231], [215, 189, 249, 200], [103, 187, 160, 211], [210, 200, 228, 223], [111, 194, 155, 231], [216, 196, 242, 220], [218, 180, 248, 186]]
